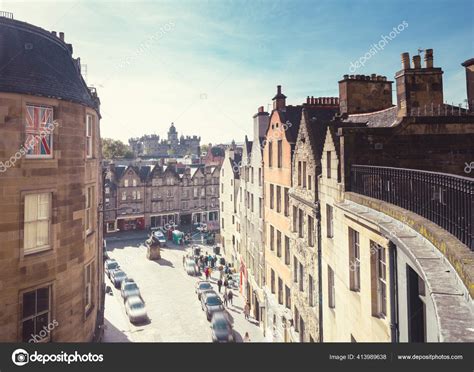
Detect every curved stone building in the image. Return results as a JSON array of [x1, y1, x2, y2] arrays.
[[0, 14, 103, 342]]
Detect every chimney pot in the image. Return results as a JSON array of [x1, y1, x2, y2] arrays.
[[401, 52, 410, 69], [52, 31, 57, 37], [413, 55, 421, 69], [306, 96, 310, 104], [59, 32, 64, 41], [425, 48, 434, 68], [258, 106, 264, 113], [371, 73, 377, 80], [343, 74, 349, 79], [277, 85, 281, 94]]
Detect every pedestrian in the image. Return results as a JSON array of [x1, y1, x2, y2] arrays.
[[205, 267, 210, 280], [244, 301, 250, 320], [217, 279, 222, 293], [227, 289, 233, 306], [223, 291, 228, 307], [224, 278, 229, 289], [243, 332, 250, 342]]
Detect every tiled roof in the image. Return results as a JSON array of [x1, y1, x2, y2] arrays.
[[0, 17, 99, 112], [343, 106, 398, 127]]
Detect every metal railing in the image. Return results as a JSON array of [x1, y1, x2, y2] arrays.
[[350, 165, 473, 250], [0, 11, 14, 19]]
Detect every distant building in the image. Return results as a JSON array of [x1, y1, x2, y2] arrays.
[[129, 123, 201, 158], [201, 144, 226, 166], [104, 162, 220, 232]]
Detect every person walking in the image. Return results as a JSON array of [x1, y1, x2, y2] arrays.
[[244, 301, 250, 320], [223, 291, 228, 307], [217, 279, 223, 293], [243, 332, 251, 342], [205, 267, 210, 281], [227, 289, 233, 306]]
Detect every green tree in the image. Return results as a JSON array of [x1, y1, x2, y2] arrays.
[[102, 138, 135, 159]]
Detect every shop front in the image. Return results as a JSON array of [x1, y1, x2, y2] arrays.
[[117, 216, 145, 231]]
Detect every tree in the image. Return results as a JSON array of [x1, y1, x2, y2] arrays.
[[102, 138, 135, 159]]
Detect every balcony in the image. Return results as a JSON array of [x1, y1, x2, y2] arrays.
[[350, 165, 473, 250]]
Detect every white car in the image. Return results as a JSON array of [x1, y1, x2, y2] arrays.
[[125, 296, 147, 323], [152, 230, 167, 244], [195, 223, 208, 232]]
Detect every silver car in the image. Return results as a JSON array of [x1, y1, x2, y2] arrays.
[[195, 281, 213, 300], [121, 281, 142, 302], [201, 291, 224, 321], [185, 259, 199, 276], [125, 296, 147, 324]]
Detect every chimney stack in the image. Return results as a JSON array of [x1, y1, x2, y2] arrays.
[[462, 58, 474, 112], [401, 52, 410, 69], [253, 105, 269, 141], [395, 49, 443, 117], [272, 85, 287, 110], [425, 48, 434, 68]]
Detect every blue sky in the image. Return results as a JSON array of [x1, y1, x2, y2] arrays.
[[2, 0, 473, 144]]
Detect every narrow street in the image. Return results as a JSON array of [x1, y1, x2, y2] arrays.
[[103, 231, 265, 342]]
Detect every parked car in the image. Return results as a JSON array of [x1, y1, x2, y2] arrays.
[[201, 291, 224, 321], [111, 269, 127, 288], [121, 280, 142, 302], [185, 259, 199, 276], [195, 281, 213, 300], [104, 259, 119, 279], [210, 312, 234, 343], [151, 229, 167, 245], [125, 296, 148, 324]]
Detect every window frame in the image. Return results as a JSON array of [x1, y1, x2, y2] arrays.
[[24, 192, 52, 255]]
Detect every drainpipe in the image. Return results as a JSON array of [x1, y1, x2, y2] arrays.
[[316, 202, 323, 342], [389, 241, 399, 343]]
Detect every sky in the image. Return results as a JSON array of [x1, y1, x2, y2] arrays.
[[2, 0, 473, 145]]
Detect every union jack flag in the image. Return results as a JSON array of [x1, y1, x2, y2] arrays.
[[25, 105, 53, 156]]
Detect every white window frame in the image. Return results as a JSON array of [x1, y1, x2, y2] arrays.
[[85, 186, 94, 234], [85, 261, 93, 313], [86, 114, 93, 158], [24, 193, 52, 254]]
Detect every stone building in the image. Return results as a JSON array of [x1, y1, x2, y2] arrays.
[[104, 162, 220, 232], [288, 99, 339, 342], [129, 123, 201, 158], [262, 85, 304, 342], [219, 146, 242, 265], [238, 107, 269, 329], [0, 15, 103, 341], [320, 50, 474, 342]]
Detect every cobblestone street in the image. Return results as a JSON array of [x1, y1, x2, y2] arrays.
[[103, 232, 265, 342]]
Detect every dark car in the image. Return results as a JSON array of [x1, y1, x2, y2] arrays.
[[195, 281, 213, 300], [201, 291, 224, 321], [111, 269, 127, 288], [210, 312, 234, 343], [104, 259, 119, 279]]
